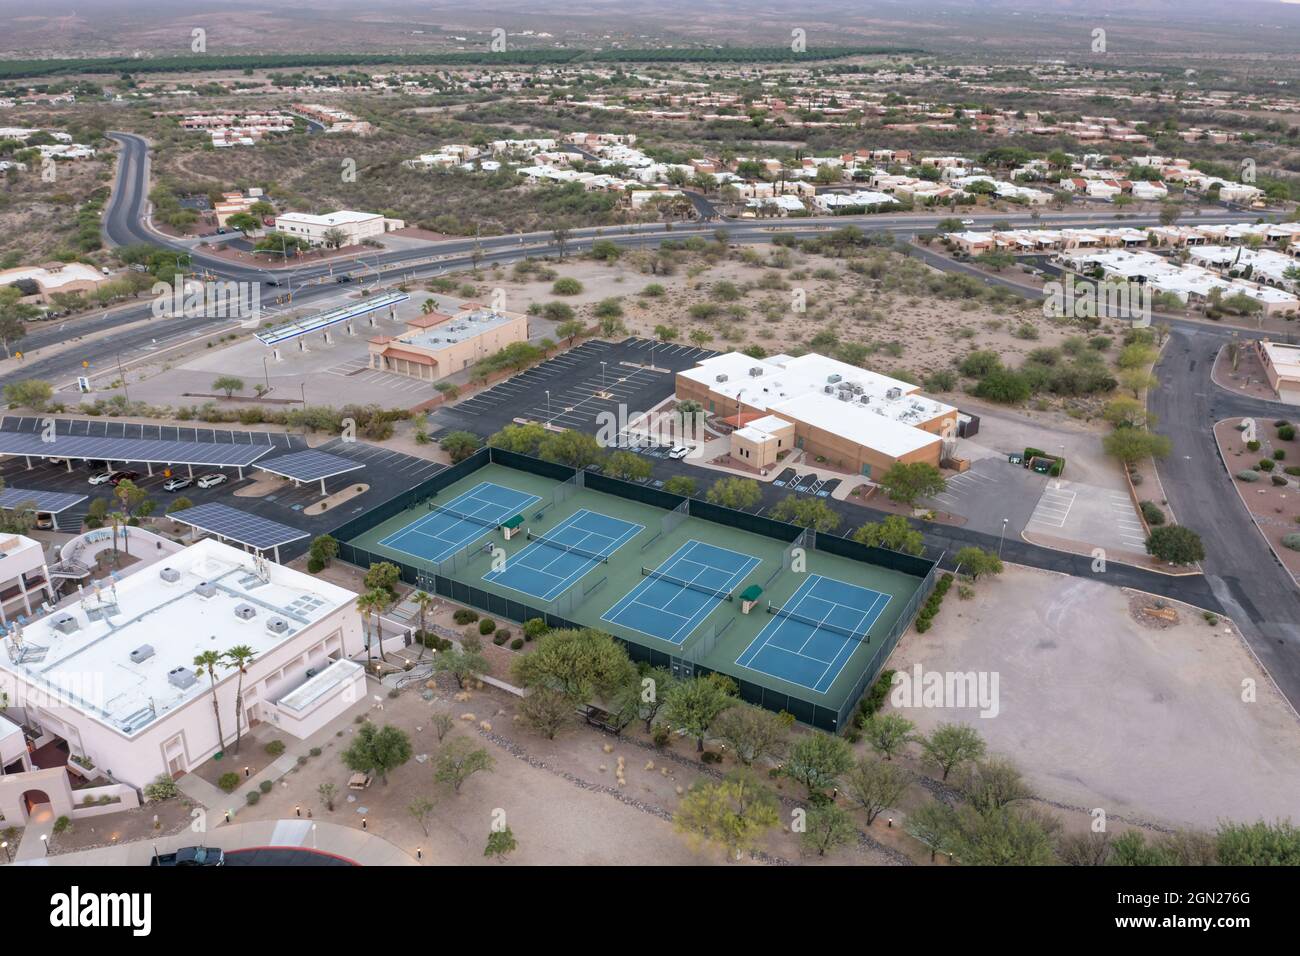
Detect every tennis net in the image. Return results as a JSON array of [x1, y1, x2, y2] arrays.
[[766, 602, 864, 641], [429, 503, 499, 528], [526, 531, 609, 564], [641, 567, 734, 602]]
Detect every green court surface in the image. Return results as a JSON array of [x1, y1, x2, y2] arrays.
[[347, 461, 929, 729]]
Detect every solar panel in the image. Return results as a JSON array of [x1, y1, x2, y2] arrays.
[[255, 450, 364, 482], [0, 432, 274, 467], [0, 488, 87, 514], [166, 503, 309, 552]]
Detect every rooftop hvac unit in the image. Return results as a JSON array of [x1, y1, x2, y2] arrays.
[[159, 567, 181, 584], [838, 391, 851, 402], [234, 604, 257, 622], [885, 387, 903, 400], [823, 385, 835, 394], [860, 394, 871, 404], [195, 581, 217, 599], [52, 614, 79, 635], [167, 666, 198, 691], [129, 644, 155, 664], [826, 374, 842, 384], [748, 367, 764, 377], [715, 373, 729, 383], [851, 383, 863, 394], [266, 617, 290, 636]]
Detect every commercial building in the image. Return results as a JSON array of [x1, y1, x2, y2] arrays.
[[367, 303, 529, 382], [0, 262, 114, 304], [677, 352, 957, 477], [0, 538, 365, 824], [1256, 340, 1300, 404], [274, 210, 405, 247], [0, 533, 56, 625]]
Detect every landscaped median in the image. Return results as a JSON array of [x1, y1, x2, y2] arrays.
[[1214, 416, 1300, 583]]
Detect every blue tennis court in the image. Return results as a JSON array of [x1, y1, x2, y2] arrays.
[[378, 482, 539, 564], [601, 540, 760, 645], [481, 509, 643, 601], [736, 574, 891, 694]]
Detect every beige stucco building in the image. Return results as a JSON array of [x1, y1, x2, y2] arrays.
[[1256, 339, 1300, 404], [367, 304, 529, 382]]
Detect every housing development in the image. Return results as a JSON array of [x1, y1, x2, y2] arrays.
[[0, 0, 1297, 909]]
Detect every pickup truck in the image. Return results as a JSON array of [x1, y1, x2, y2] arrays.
[[150, 845, 225, 866]]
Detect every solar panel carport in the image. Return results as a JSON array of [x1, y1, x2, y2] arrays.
[[0, 487, 87, 530], [166, 502, 309, 563], [0, 431, 274, 478], [253, 449, 365, 494]]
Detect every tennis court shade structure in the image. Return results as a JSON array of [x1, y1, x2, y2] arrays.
[[166, 502, 308, 561], [255, 291, 409, 347], [254, 450, 365, 492], [0, 431, 274, 473], [0, 487, 87, 529]]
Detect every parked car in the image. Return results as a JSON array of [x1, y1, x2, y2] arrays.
[[196, 473, 228, 489], [162, 476, 193, 492], [960, 218, 975, 226], [335, 274, 352, 283], [34, 513, 54, 530], [109, 471, 141, 486], [150, 846, 225, 867], [669, 445, 691, 459], [88, 472, 114, 486]]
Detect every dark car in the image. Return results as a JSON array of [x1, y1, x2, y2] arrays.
[[109, 470, 141, 486], [335, 274, 352, 283], [150, 845, 225, 867], [265, 279, 280, 287]]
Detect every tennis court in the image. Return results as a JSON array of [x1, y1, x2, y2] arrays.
[[378, 481, 539, 564], [481, 509, 644, 601], [601, 540, 760, 645], [736, 574, 891, 694]]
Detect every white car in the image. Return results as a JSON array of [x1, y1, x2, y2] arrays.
[[960, 218, 975, 226], [162, 476, 193, 492], [196, 473, 228, 489], [669, 445, 691, 460], [88, 472, 113, 486]]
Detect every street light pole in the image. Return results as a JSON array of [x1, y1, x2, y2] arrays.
[[545, 389, 551, 419], [116, 352, 130, 404], [999, 517, 1008, 558]]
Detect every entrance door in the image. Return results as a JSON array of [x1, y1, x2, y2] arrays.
[[860, 463, 872, 478], [167, 753, 187, 778]]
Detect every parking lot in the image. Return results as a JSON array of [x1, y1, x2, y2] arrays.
[[1026, 477, 1150, 555], [924, 457, 1045, 536], [0, 417, 444, 540], [433, 338, 718, 438]]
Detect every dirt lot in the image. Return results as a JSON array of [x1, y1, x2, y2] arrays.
[[1214, 417, 1300, 582], [886, 564, 1300, 830]]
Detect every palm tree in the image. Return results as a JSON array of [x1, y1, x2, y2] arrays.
[[222, 645, 256, 755], [108, 511, 127, 566], [412, 591, 435, 661], [357, 591, 382, 668], [367, 588, 393, 663], [193, 651, 227, 755], [421, 298, 436, 314]]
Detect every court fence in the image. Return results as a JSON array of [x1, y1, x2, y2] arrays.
[[333, 447, 940, 734]]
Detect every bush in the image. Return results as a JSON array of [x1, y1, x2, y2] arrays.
[[264, 740, 286, 756], [1247, 440, 1261, 452], [1236, 470, 1261, 482], [1286, 467, 1300, 477], [218, 772, 240, 793], [307, 556, 325, 573], [259, 779, 273, 793], [453, 608, 479, 625], [492, 632, 508, 646], [1280, 425, 1296, 441], [1146, 525, 1206, 565], [1139, 501, 1166, 526], [245, 791, 260, 805], [1275, 449, 1286, 461], [552, 277, 583, 295], [1259, 459, 1276, 472], [1283, 534, 1300, 552], [651, 725, 671, 748], [496, 628, 511, 642], [510, 638, 525, 650], [478, 618, 496, 635]]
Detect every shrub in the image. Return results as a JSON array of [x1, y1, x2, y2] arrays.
[[510, 638, 525, 650], [53, 816, 72, 835], [493, 632, 508, 646], [1139, 501, 1166, 526], [1236, 470, 1261, 482], [652, 725, 672, 748], [453, 608, 479, 625], [478, 618, 496, 635], [245, 791, 260, 805], [1283, 534, 1300, 552], [1247, 439, 1261, 452], [496, 628, 511, 642], [1280, 425, 1296, 441], [307, 556, 325, 573], [552, 277, 583, 295], [218, 772, 240, 793], [1275, 449, 1286, 461], [264, 740, 286, 756], [1286, 467, 1300, 477], [259, 779, 273, 793], [1258, 459, 1276, 472]]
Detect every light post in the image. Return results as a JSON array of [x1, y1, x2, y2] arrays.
[[261, 355, 271, 395], [600, 361, 607, 391], [40, 834, 48, 856], [0, 840, 9, 863], [545, 389, 551, 419], [999, 517, 1008, 557]]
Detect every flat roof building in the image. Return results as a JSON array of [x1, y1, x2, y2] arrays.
[[0, 538, 365, 824], [678, 352, 956, 477], [274, 209, 405, 248], [367, 302, 528, 382], [1256, 339, 1300, 404]]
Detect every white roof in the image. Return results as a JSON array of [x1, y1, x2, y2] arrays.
[[276, 209, 382, 227], [733, 425, 777, 444], [0, 262, 106, 289], [0, 538, 355, 737], [769, 392, 943, 458]]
